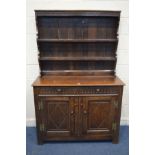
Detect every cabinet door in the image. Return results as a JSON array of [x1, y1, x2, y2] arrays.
[[80, 96, 117, 137], [38, 96, 75, 139]]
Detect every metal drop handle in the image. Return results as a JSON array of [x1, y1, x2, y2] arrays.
[[57, 88, 62, 92], [70, 110, 74, 114], [83, 110, 87, 114], [96, 88, 100, 92]]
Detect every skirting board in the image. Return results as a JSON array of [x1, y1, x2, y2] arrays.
[[26, 118, 129, 127]]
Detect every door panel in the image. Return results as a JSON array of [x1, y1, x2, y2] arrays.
[[81, 96, 116, 136], [46, 100, 69, 130], [38, 96, 75, 138]]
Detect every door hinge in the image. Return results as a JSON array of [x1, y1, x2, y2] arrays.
[[39, 123, 45, 132], [114, 100, 118, 108], [112, 122, 117, 131], [38, 101, 43, 110]]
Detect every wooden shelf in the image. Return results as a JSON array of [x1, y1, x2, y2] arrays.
[[41, 70, 115, 76], [39, 57, 116, 61], [42, 70, 114, 72], [37, 39, 118, 43]]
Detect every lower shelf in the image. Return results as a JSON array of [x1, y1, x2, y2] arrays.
[[41, 70, 115, 76]]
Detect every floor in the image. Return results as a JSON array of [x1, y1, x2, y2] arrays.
[[26, 126, 129, 155]]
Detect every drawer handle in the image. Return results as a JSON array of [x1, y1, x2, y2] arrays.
[[56, 88, 62, 92], [96, 88, 100, 92], [82, 20, 85, 24]]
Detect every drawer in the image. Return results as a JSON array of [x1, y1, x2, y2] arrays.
[[35, 86, 121, 96]]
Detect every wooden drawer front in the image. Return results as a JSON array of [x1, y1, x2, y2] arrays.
[[36, 86, 121, 95]]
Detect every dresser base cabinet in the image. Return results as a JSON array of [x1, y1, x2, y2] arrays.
[[33, 76, 124, 144]]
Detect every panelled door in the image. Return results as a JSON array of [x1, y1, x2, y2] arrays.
[[38, 96, 76, 139], [80, 96, 118, 137], [38, 96, 118, 140]]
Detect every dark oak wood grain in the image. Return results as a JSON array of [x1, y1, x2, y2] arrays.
[[37, 39, 118, 42], [33, 10, 124, 144], [33, 76, 124, 87], [39, 57, 116, 61]]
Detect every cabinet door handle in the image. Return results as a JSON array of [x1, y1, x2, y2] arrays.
[[70, 110, 74, 115], [83, 110, 87, 114]]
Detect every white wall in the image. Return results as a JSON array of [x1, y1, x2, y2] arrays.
[[26, 0, 129, 126]]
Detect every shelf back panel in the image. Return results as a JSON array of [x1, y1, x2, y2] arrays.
[[37, 16, 119, 39], [40, 60, 116, 70], [39, 42, 117, 58]]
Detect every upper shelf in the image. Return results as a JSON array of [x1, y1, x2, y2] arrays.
[[37, 38, 118, 43], [39, 57, 116, 61]]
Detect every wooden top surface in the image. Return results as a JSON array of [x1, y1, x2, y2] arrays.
[[32, 76, 124, 87]]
